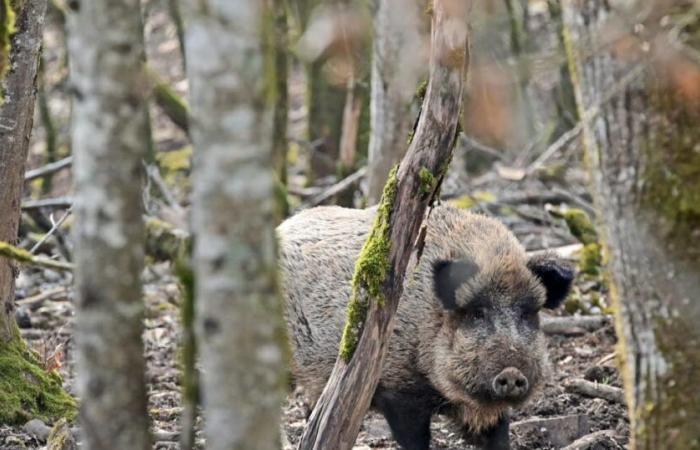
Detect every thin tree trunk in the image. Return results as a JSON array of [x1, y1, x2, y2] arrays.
[[67, 0, 151, 447], [307, 58, 346, 180], [339, 77, 361, 171], [366, 0, 424, 205], [0, 0, 44, 342], [297, 1, 470, 448], [272, 0, 290, 216], [184, 1, 286, 449], [0, 0, 75, 425], [563, 2, 700, 448]]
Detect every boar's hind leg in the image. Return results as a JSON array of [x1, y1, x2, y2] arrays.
[[466, 414, 510, 450], [373, 391, 431, 450]]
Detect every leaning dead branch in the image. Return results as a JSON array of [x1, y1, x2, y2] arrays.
[[564, 378, 625, 404], [298, 1, 470, 448], [30, 207, 72, 254]]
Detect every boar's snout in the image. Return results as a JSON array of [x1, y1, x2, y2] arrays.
[[492, 367, 529, 401]]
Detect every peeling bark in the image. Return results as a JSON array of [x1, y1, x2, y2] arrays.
[[184, 1, 286, 449], [67, 0, 151, 447], [563, 2, 700, 448]]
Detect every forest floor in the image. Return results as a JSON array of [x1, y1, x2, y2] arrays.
[[2, 1, 630, 448]]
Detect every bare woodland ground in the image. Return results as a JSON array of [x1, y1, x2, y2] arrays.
[[1, 1, 629, 448]]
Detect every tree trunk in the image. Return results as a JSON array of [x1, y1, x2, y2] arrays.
[[563, 2, 700, 448], [67, 0, 151, 447], [297, 0, 470, 448], [272, 0, 290, 215], [0, 0, 75, 425], [184, 1, 286, 449], [365, 0, 425, 205], [307, 57, 346, 180]]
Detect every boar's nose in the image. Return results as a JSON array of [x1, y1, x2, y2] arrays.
[[492, 367, 529, 400]]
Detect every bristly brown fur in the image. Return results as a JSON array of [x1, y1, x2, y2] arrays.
[[277, 205, 566, 443]]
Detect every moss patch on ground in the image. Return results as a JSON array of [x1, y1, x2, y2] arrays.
[[339, 166, 398, 362], [0, 332, 76, 424]]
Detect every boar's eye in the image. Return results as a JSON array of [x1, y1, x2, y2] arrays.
[[459, 300, 489, 323], [469, 307, 486, 321]]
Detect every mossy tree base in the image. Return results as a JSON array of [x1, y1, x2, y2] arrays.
[[0, 330, 76, 424]]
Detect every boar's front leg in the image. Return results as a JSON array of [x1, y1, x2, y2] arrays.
[[373, 390, 431, 450], [465, 414, 510, 450]]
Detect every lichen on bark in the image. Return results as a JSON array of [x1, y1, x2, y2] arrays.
[[418, 166, 435, 195], [339, 165, 398, 361], [0, 0, 14, 79]]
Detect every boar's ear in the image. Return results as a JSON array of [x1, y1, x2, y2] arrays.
[[527, 254, 575, 309], [433, 258, 479, 310]]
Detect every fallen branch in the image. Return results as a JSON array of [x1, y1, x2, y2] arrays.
[[21, 196, 73, 210], [0, 240, 74, 272], [528, 243, 583, 260], [144, 163, 185, 215], [297, 166, 367, 211], [564, 378, 625, 404], [562, 430, 619, 450], [541, 315, 609, 335], [16, 286, 68, 309]]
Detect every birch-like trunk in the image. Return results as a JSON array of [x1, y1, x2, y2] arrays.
[[184, 2, 286, 449], [365, 0, 425, 205], [563, 2, 700, 448], [67, 0, 151, 448]]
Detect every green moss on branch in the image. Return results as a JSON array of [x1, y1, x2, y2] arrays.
[[0, 240, 74, 271], [339, 166, 398, 361], [418, 166, 435, 195], [562, 208, 598, 245], [148, 68, 189, 133]]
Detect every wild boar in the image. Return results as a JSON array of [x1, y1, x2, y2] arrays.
[[277, 205, 574, 450]]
